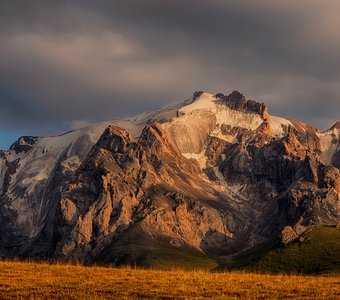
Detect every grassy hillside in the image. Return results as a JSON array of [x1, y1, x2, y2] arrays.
[[0, 261, 339, 299], [233, 225, 340, 274], [94, 244, 219, 270]]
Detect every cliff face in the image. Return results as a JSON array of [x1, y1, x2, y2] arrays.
[[51, 125, 233, 262], [0, 91, 339, 265]]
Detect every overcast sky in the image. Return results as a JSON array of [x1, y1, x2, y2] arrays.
[[1, 0, 340, 149]]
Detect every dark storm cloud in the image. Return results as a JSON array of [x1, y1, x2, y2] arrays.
[[0, 0, 339, 145]]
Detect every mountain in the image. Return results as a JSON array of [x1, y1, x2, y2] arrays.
[[0, 91, 339, 269]]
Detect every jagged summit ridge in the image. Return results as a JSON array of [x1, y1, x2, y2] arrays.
[[216, 90, 268, 117], [186, 90, 268, 117], [329, 121, 340, 130], [9, 136, 38, 154]]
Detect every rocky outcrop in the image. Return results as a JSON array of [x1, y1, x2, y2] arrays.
[[219, 91, 268, 118], [193, 91, 204, 101], [280, 223, 308, 245], [9, 136, 38, 154]]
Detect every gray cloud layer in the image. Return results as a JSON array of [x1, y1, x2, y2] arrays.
[[1, 0, 339, 135]]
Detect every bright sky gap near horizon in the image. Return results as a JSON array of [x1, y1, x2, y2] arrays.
[[1, 0, 340, 149]]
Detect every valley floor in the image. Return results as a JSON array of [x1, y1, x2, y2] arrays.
[[0, 261, 339, 299]]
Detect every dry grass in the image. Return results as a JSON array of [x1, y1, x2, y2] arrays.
[[0, 261, 339, 299]]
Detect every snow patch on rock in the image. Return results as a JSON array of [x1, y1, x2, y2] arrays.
[[182, 150, 207, 168], [166, 92, 265, 164], [270, 116, 293, 137], [178, 93, 264, 131]]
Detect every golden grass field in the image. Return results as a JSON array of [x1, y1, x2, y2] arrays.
[[0, 261, 339, 299]]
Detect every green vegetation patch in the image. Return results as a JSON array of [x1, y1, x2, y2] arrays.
[[146, 246, 218, 270], [95, 244, 218, 271], [233, 225, 340, 274]]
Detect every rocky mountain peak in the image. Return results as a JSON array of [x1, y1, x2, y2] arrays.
[[9, 136, 38, 154], [0, 90, 339, 268], [193, 91, 204, 101], [97, 125, 134, 153], [330, 121, 340, 130], [183, 91, 269, 118], [219, 90, 268, 117], [225, 90, 247, 103]]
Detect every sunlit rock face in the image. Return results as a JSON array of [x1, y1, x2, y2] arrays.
[[0, 91, 339, 265], [318, 121, 340, 169]]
